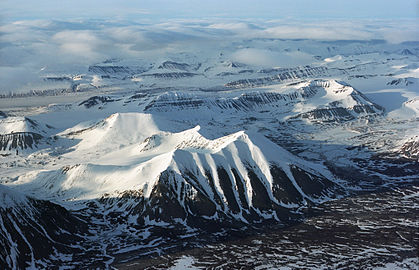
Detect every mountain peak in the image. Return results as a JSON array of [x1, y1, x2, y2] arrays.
[[12, 118, 338, 206]]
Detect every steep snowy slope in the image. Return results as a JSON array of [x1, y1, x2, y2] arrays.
[[11, 114, 344, 226], [60, 113, 162, 154], [0, 117, 54, 153], [0, 184, 88, 269], [0, 116, 52, 135], [134, 128, 344, 227], [388, 97, 419, 119], [287, 80, 384, 122]]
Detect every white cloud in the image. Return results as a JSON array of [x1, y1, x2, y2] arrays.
[[262, 24, 374, 41], [208, 22, 252, 30], [231, 48, 277, 67], [0, 18, 418, 93], [375, 22, 419, 44], [231, 48, 314, 68], [52, 30, 106, 61], [0, 66, 41, 94]]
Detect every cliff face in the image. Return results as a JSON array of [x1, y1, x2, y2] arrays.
[[0, 132, 43, 151], [0, 185, 88, 269]]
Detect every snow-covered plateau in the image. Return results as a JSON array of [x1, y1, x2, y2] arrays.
[[0, 37, 418, 269]]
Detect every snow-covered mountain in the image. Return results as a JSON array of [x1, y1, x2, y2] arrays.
[[0, 37, 418, 268], [0, 112, 347, 268], [13, 115, 344, 222], [0, 116, 51, 135], [0, 117, 54, 153], [144, 80, 384, 123]]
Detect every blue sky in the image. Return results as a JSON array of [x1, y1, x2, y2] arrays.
[[1, 0, 418, 22]]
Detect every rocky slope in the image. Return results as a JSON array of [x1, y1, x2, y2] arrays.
[[0, 185, 88, 269], [144, 80, 384, 123]]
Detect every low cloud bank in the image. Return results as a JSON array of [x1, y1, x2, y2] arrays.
[[0, 19, 417, 93]]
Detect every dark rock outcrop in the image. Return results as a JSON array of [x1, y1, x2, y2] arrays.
[[79, 96, 121, 108], [0, 132, 43, 151], [225, 66, 329, 88], [141, 72, 198, 79], [0, 185, 89, 269], [158, 61, 190, 71]]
